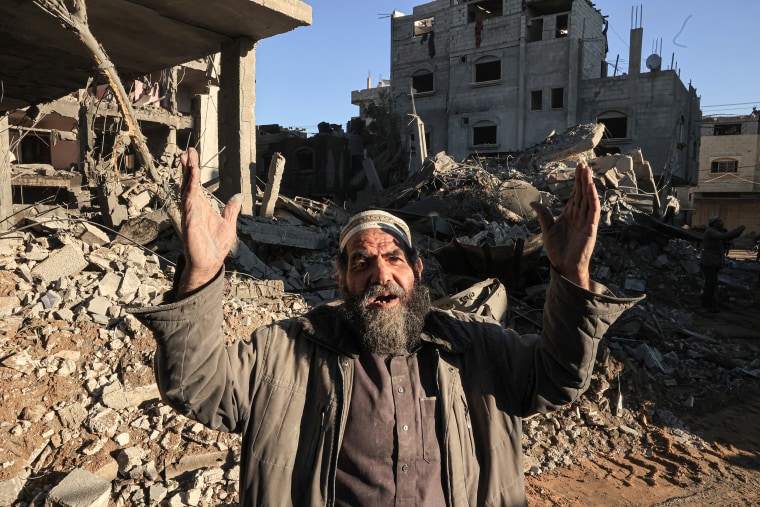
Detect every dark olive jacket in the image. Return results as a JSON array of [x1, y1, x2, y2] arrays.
[[130, 271, 639, 506]]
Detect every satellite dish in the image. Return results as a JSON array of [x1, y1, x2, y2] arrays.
[[646, 53, 662, 71]]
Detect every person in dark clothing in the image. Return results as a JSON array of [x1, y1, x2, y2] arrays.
[[700, 216, 745, 312]]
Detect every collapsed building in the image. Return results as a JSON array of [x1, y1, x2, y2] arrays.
[[1, 121, 759, 505], [353, 0, 702, 199], [1, 0, 760, 505]]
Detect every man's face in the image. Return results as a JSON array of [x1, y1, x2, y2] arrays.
[[340, 228, 421, 303], [337, 228, 428, 355]]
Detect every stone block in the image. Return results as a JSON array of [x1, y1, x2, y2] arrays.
[[0, 477, 23, 506], [45, 468, 110, 507], [87, 296, 112, 318], [31, 244, 88, 283], [98, 273, 122, 298], [77, 223, 110, 247]]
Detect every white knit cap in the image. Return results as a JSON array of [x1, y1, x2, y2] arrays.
[[339, 210, 412, 252]]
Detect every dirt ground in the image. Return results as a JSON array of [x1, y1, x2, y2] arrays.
[[526, 249, 760, 506]]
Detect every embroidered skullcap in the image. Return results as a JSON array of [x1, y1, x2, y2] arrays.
[[339, 210, 412, 252], [708, 215, 720, 225]]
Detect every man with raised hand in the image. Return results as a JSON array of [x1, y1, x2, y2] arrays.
[[130, 148, 639, 506]]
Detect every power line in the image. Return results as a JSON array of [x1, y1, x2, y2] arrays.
[[702, 101, 759, 109]]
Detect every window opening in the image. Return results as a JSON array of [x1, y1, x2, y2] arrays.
[[555, 14, 569, 38], [295, 148, 315, 173], [710, 160, 738, 173], [412, 70, 434, 93], [530, 90, 543, 111], [551, 87, 564, 109], [473, 123, 497, 145], [598, 112, 628, 138], [475, 59, 501, 82], [414, 17, 435, 36], [713, 124, 741, 135], [467, 0, 503, 23], [527, 18, 544, 42]]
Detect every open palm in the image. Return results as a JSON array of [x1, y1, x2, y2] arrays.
[[177, 148, 242, 296], [530, 163, 599, 289]]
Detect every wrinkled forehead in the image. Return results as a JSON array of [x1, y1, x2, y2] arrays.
[[344, 228, 408, 255]]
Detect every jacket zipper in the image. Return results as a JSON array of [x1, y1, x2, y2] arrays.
[[328, 355, 348, 506]]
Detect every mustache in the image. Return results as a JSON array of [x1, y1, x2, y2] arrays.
[[361, 283, 406, 304]]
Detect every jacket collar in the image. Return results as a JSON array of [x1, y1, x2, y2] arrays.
[[296, 302, 471, 357]]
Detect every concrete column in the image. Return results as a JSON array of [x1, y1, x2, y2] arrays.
[[517, 15, 527, 148], [168, 66, 179, 114], [259, 152, 285, 218], [628, 28, 643, 75], [0, 114, 12, 233], [196, 87, 220, 184], [78, 90, 94, 184], [218, 37, 257, 215], [566, 37, 580, 127]]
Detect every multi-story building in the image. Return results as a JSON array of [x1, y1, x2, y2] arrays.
[[691, 112, 760, 235], [359, 0, 701, 193]]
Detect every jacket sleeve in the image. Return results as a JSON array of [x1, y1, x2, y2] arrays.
[[704, 226, 744, 242], [128, 269, 259, 433], [526, 269, 642, 413]]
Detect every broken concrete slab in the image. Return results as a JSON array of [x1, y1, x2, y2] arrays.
[[101, 382, 160, 410], [535, 123, 605, 164], [31, 244, 89, 283], [76, 222, 111, 247], [45, 468, 111, 507], [238, 216, 331, 250]]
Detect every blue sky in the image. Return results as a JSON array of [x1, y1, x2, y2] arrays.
[[255, 1, 760, 131]]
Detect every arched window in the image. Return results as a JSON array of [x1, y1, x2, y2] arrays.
[[710, 158, 738, 173]]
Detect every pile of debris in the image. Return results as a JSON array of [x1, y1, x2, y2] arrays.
[[1, 123, 759, 505]]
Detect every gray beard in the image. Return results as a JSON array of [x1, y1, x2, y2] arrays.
[[340, 282, 431, 356]]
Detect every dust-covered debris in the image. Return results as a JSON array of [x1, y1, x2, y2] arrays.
[[2, 123, 760, 505]]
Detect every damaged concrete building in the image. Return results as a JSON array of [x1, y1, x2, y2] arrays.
[[0, 0, 312, 232], [354, 0, 701, 190]]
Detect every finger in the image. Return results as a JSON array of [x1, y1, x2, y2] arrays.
[[180, 149, 201, 200], [222, 193, 244, 224], [530, 201, 554, 233], [574, 163, 597, 219]]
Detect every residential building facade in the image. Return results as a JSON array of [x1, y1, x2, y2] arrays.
[[691, 113, 760, 236], [366, 0, 701, 191]]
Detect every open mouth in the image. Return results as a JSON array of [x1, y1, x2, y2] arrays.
[[372, 293, 399, 305], [363, 285, 404, 308]]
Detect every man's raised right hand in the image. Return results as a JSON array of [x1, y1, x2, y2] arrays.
[[177, 147, 242, 297]]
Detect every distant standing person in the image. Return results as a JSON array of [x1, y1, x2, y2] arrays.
[[700, 216, 745, 312]]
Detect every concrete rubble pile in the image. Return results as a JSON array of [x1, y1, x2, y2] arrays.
[[1, 123, 759, 505]]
